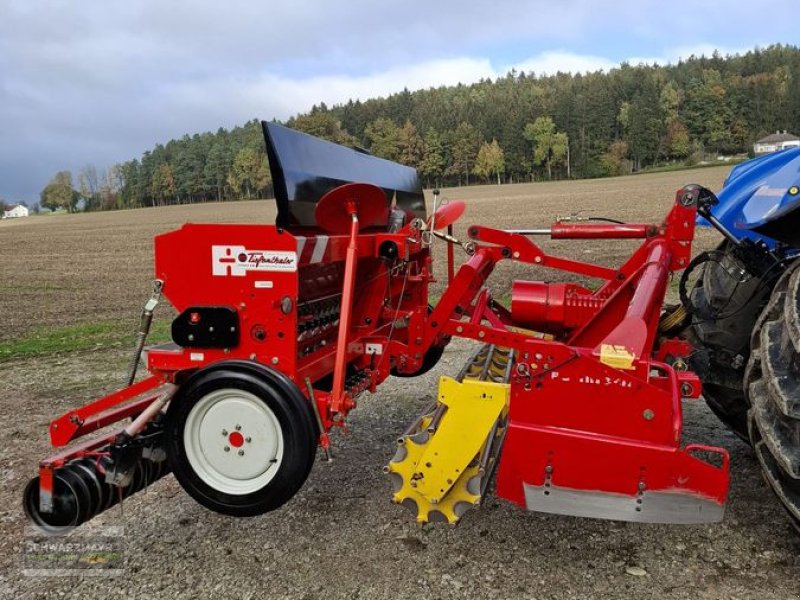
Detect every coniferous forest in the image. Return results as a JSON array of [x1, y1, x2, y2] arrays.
[[38, 45, 800, 212]]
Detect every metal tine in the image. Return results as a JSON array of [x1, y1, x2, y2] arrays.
[[426, 403, 448, 434], [488, 359, 507, 382], [479, 345, 496, 381], [504, 350, 516, 381], [457, 344, 490, 382], [478, 419, 501, 476], [397, 400, 438, 444]]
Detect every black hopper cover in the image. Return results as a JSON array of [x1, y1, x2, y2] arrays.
[[262, 121, 426, 230]]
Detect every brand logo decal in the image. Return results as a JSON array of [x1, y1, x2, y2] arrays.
[[754, 185, 787, 198], [212, 245, 297, 276]]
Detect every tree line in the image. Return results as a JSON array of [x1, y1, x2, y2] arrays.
[[39, 122, 271, 212], [38, 44, 800, 212]]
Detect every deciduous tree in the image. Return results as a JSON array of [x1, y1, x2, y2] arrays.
[[40, 171, 79, 212], [524, 117, 568, 180], [364, 118, 401, 161], [289, 110, 357, 146], [228, 147, 270, 199], [599, 140, 632, 176], [664, 118, 691, 159], [684, 69, 734, 155], [78, 164, 100, 211], [473, 139, 505, 184]]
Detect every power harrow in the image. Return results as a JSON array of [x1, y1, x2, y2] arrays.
[[27, 121, 763, 533]]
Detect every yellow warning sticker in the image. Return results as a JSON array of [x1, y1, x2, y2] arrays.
[[599, 344, 636, 370]]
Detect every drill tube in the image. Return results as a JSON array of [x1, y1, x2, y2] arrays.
[[331, 209, 359, 412], [126, 310, 153, 386]]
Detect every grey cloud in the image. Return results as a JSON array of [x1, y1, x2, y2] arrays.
[[0, 0, 795, 201]]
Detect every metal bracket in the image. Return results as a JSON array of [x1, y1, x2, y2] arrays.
[[127, 280, 164, 386]]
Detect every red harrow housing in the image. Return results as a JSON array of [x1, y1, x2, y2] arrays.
[[24, 123, 729, 531]]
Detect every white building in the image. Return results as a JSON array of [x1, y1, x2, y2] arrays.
[[2, 204, 29, 219], [753, 131, 800, 155]]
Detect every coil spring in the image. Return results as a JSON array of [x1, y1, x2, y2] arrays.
[[23, 454, 170, 534]]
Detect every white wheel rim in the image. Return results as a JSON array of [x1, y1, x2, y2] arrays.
[[183, 388, 284, 495]]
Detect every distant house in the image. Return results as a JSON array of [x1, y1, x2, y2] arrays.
[[753, 131, 800, 155], [2, 204, 29, 219]]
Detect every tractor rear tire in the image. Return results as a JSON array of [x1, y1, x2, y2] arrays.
[[745, 261, 800, 531], [686, 241, 775, 440], [165, 361, 318, 517]]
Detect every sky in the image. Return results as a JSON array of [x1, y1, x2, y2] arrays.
[[0, 0, 797, 203]]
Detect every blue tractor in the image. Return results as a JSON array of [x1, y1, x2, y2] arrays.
[[671, 147, 800, 529]]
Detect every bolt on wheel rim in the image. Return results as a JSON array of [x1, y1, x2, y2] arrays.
[[184, 388, 284, 495]]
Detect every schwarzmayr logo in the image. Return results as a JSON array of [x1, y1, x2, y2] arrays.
[[22, 526, 125, 577]]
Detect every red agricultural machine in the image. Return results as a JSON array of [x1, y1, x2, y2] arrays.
[[25, 123, 735, 531]]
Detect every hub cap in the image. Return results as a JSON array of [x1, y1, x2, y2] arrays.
[[184, 388, 284, 495]]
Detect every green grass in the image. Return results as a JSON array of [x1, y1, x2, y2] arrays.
[[0, 284, 71, 296], [0, 319, 172, 363], [636, 158, 748, 175]]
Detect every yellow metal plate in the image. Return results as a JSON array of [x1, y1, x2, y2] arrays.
[[414, 376, 508, 503]]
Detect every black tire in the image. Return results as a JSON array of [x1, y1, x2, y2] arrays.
[[165, 361, 318, 517], [685, 241, 775, 439], [745, 262, 800, 531]]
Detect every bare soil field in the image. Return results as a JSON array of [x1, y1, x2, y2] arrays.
[[2, 166, 799, 599]]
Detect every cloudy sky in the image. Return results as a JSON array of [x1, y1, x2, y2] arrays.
[[0, 1, 796, 202]]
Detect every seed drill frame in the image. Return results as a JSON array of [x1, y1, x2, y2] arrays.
[[25, 123, 729, 530]]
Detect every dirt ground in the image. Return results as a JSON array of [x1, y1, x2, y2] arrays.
[[2, 167, 799, 599]]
